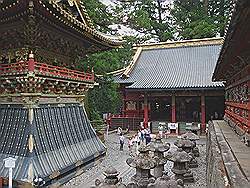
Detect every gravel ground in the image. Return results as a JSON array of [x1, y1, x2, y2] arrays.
[[63, 133, 207, 188]]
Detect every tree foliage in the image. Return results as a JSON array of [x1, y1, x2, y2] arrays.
[[85, 76, 122, 120], [78, 36, 136, 75], [171, 0, 232, 39], [113, 0, 173, 42]]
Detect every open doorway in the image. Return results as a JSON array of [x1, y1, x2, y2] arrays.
[[206, 96, 225, 121], [150, 97, 171, 121], [176, 96, 201, 122]]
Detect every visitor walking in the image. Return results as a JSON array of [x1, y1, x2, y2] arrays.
[[145, 129, 151, 145], [141, 129, 145, 143], [158, 124, 163, 138], [137, 130, 141, 146], [128, 137, 133, 152], [119, 133, 125, 151]]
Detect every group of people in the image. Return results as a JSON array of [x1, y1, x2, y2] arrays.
[[118, 128, 152, 151]]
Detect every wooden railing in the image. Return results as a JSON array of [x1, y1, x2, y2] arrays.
[[0, 60, 94, 82]]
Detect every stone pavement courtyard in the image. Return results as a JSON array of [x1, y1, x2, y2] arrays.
[[63, 133, 207, 188]]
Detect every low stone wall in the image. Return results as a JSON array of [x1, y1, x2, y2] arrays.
[[206, 121, 250, 188], [206, 121, 228, 188]]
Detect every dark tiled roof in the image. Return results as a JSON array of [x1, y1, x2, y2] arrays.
[[0, 104, 105, 184], [114, 40, 224, 90]]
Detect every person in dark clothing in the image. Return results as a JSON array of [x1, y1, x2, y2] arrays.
[[119, 133, 125, 151]]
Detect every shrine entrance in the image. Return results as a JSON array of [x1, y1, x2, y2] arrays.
[[176, 97, 201, 122], [205, 96, 225, 121], [150, 97, 171, 121]]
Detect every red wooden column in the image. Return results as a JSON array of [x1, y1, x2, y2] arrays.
[[171, 95, 176, 123], [143, 93, 149, 128], [201, 95, 206, 132]]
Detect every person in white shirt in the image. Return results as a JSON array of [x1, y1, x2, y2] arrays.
[[119, 133, 125, 151]]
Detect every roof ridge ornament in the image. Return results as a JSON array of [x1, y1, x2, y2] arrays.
[[56, 0, 94, 28]]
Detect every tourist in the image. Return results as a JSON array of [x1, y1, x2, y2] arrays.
[[119, 133, 125, 151], [137, 130, 141, 145], [158, 124, 163, 138], [145, 129, 151, 145], [141, 129, 145, 143], [128, 137, 133, 152]]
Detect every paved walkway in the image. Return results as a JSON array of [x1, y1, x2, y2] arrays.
[[63, 133, 207, 188], [213, 120, 250, 182]]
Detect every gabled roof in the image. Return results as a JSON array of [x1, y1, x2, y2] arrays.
[[113, 38, 224, 90]]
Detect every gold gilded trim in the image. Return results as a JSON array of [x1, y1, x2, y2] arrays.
[[133, 37, 224, 50], [122, 47, 142, 78], [28, 134, 34, 153], [75, 160, 83, 167], [49, 171, 61, 179]]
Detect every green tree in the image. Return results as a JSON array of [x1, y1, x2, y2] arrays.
[[171, 0, 216, 39], [113, 0, 173, 42], [171, 0, 232, 40], [78, 36, 136, 74], [207, 0, 233, 36], [82, 0, 114, 33], [86, 75, 122, 120]]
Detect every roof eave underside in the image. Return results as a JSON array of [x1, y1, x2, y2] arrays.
[[213, 0, 250, 81], [0, 0, 123, 49]]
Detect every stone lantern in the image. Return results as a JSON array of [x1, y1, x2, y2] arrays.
[[147, 172, 184, 188], [174, 138, 198, 168], [185, 123, 200, 135], [181, 131, 200, 157], [92, 167, 126, 188], [126, 145, 156, 188], [166, 148, 194, 183], [150, 136, 170, 178]]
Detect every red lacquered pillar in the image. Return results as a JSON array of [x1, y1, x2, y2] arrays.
[[144, 93, 148, 128], [171, 95, 176, 123], [201, 95, 206, 132]]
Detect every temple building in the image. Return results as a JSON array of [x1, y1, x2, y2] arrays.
[[212, 0, 250, 143], [0, 0, 122, 186], [111, 38, 225, 132]]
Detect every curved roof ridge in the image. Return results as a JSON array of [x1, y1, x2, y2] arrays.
[[46, 0, 123, 46], [121, 47, 142, 78], [133, 37, 224, 50]]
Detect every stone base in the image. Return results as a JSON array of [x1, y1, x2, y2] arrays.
[[175, 170, 194, 183], [193, 147, 200, 157], [188, 159, 198, 168], [153, 165, 164, 178], [131, 174, 155, 188]]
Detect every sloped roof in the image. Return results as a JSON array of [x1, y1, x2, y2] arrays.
[[114, 38, 224, 90], [0, 104, 105, 184]]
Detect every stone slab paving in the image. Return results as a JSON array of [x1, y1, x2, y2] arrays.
[[214, 120, 250, 181], [63, 133, 207, 188]]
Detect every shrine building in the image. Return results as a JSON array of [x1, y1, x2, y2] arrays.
[[111, 38, 225, 132], [212, 0, 250, 143], [0, 0, 122, 186]]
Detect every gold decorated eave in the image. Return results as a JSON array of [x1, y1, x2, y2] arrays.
[[0, 0, 123, 49]]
